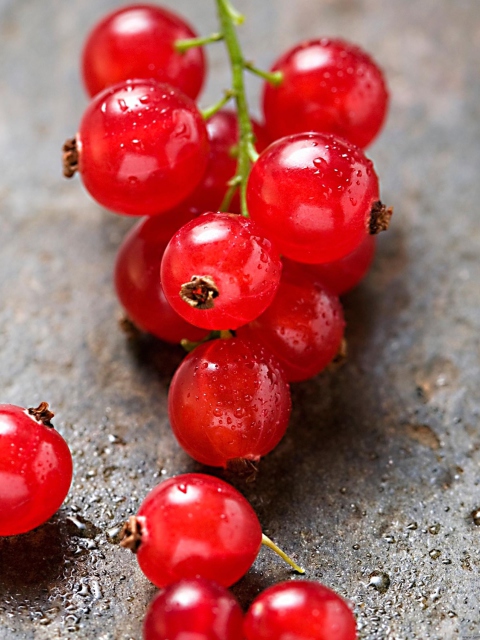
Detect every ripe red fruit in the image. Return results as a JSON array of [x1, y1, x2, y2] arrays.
[[295, 234, 376, 296], [82, 4, 206, 100], [143, 577, 244, 640], [263, 38, 388, 149], [244, 580, 357, 640], [247, 132, 387, 264], [168, 337, 291, 467], [74, 80, 209, 216], [185, 109, 270, 214], [122, 473, 263, 588], [237, 261, 345, 382], [0, 403, 73, 536], [114, 214, 208, 343], [161, 212, 282, 330]]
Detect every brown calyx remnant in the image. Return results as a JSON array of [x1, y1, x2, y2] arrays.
[[62, 137, 79, 178], [118, 314, 141, 339], [28, 402, 54, 427], [180, 275, 219, 310], [369, 200, 393, 235], [226, 457, 259, 483], [119, 516, 142, 553]]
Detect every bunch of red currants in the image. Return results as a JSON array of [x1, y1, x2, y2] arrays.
[[0, 1, 392, 638]]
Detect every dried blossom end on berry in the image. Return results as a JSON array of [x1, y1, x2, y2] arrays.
[[27, 402, 55, 427], [119, 516, 143, 553], [62, 137, 79, 178], [369, 200, 393, 234], [180, 275, 220, 310]]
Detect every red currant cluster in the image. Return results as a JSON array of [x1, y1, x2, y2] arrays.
[[0, 1, 392, 638]]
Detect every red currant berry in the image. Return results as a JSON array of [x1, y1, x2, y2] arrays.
[[237, 261, 345, 382], [263, 38, 388, 149], [0, 403, 73, 536], [143, 577, 244, 640], [168, 337, 291, 467], [247, 132, 389, 264], [122, 473, 262, 588], [244, 580, 357, 640], [82, 4, 206, 100], [186, 109, 270, 214], [299, 234, 376, 296], [115, 213, 208, 343], [74, 80, 209, 216], [161, 212, 282, 330]]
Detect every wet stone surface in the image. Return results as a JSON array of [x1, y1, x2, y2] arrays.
[[1, 0, 480, 638]]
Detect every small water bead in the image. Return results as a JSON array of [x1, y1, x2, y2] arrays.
[[368, 571, 391, 594]]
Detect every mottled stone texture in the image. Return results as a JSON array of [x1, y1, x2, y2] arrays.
[[1, 1, 479, 638]]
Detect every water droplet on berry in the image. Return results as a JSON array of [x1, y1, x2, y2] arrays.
[[177, 484, 187, 494], [118, 99, 128, 112]]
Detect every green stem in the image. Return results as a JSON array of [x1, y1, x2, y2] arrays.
[[215, 0, 255, 218], [220, 175, 241, 211], [201, 90, 235, 120], [262, 534, 305, 574], [245, 61, 283, 86], [175, 32, 224, 53]]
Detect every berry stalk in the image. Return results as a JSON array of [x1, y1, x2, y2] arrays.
[[215, 0, 257, 217]]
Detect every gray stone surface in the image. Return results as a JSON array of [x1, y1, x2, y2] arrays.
[[1, 0, 479, 638]]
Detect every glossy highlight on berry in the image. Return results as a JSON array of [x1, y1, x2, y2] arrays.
[[0, 403, 73, 536], [168, 337, 291, 467], [123, 473, 263, 588], [75, 80, 209, 216], [161, 212, 282, 330], [82, 4, 206, 100], [244, 580, 357, 640], [263, 38, 389, 148], [143, 577, 244, 640], [247, 132, 381, 263]]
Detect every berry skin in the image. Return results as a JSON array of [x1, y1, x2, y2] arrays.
[[161, 212, 282, 330], [186, 109, 270, 214], [114, 213, 208, 343], [247, 132, 382, 264], [126, 473, 263, 588], [0, 403, 73, 536], [76, 80, 209, 216], [237, 261, 345, 382], [82, 4, 205, 100], [143, 577, 244, 640], [168, 337, 291, 467], [263, 38, 388, 148], [300, 234, 376, 296], [243, 580, 357, 640]]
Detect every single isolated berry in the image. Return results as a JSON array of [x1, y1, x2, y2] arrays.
[[143, 577, 244, 640], [247, 132, 391, 264], [244, 580, 357, 640], [114, 214, 208, 343], [63, 80, 209, 216], [168, 337, 291, 467], [263, 38, 389, 148], [119, 473, 303, 589], [82, 4, 206, 100], [161, 212, 282, 330], [237, 260, 345, 382], [0, 403, 73, 536]]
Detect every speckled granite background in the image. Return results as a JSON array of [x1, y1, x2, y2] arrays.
[[1, 1, 479, 638]]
